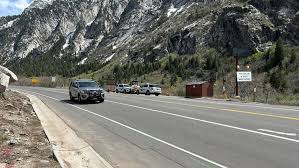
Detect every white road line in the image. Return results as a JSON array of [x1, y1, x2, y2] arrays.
[[111, 94, 299, 121], [20, 89, 299, 144], [18, 89, 228, 168], [119, 94, 299, 112], [160, 95, 287, 108], [106, 100, 299, 143], [258, 129, 297, 137]]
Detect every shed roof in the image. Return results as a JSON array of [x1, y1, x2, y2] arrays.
[[186, 81, 208, 85], [74, 79, 95, 82]]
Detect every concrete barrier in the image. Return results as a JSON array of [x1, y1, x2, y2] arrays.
[[0, 66, 18, 93], [0, 73, 10, 93], [27, 94, 114, 168], [0, 65, 18, 82]]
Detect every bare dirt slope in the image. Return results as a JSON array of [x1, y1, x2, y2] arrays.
[[0, 91, 60, 168]]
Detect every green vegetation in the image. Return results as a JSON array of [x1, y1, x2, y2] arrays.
[[112, 61, 162, 82], [111, 48, 227, 85], [269, 70, 287, 92], [242, 38, 299, 105], [273, 38, 285, 68]]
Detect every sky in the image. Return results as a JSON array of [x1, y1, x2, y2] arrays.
[[0, 0, 32, 17]]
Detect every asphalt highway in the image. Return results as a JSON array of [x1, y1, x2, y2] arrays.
[[12, 86, 299, 168]]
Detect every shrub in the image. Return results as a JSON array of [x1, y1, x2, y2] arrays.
[[174, 85, 186, 97], [161, 78, 165, 85], [269, 70, 287, 92]]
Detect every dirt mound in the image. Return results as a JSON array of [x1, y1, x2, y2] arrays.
[[0, 91, 60, 168]]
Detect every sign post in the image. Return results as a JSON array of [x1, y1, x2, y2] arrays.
[[253, 87, 257, 102]]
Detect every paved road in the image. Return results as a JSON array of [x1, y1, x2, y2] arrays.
[[12, 86, 299, 168]]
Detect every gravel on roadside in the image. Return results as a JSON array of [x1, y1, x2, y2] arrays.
[[0, 90, 60, 168]]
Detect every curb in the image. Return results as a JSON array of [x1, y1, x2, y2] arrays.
[[26, 94, 113, 168]]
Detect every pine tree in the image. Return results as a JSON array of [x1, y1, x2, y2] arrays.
[[269, 70, 287, 92], [290, 49, 296, 64], [170, 74, 177, 86], [273, 38, 285, 68]]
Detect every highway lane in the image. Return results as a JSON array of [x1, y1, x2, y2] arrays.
[[12, 86, 299, 168]]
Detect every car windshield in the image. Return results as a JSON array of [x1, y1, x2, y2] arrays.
[[78, 82, 98, 88], [150, 84, 160, 88]]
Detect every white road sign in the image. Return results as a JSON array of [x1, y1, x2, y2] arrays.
[[51, 77, 56, 83], [237, 71, 252, 82]]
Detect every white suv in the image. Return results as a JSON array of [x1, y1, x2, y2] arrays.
[[140, 83, 161, 96], [116, 84, 131, 93]]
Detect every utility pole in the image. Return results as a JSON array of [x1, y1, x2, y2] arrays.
[[235, 55, 239, 97]]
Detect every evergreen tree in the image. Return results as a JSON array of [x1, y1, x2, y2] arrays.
[[269, 70, 287, 92], [170, 74, 177, 86], [273, 38, 285, 68], [290, 49, 297, 64]]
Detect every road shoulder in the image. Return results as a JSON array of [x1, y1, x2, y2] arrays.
[[27, 94, 113, 168]]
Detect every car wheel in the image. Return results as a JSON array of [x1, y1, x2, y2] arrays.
[[146, 90, 150, 95], [155, 93, 160, 96], [99, 99, 105, 103], [116, 89, 119, 93], [69, 92, 74, 101]]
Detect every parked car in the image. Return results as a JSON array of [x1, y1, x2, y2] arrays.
[[139, 83, 162, 96], [69, 79, 105, 103], [116, 84, 131, 93]]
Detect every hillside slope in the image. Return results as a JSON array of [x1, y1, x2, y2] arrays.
[[0, 0, 298, 76]]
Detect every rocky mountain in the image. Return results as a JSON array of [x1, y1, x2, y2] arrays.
[[0, 0, 298, 76]]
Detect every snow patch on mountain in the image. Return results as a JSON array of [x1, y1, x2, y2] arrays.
[[78, 57, 87, 65], [167, 4, 178, 17], [153, 44, 162, 49], [183, 22, 197, 30], [87, 20, 94, 26], [63, 32, 74, 49], [0, 18, 18, 30], [105, 53, 115, 63]]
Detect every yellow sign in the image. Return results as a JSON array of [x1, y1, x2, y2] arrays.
[[31, 78, 39, 85]]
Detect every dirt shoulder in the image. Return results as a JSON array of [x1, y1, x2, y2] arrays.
[[0, 91, 60, 168]]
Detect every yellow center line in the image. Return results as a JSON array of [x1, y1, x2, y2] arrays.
[[203, 106, 299, 121], [115, 94, 299, 121]]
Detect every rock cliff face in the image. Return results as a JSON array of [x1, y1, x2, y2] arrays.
[[0, 0, 102, 63], [0, 0, 298, 75]]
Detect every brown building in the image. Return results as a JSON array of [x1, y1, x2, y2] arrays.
[[186, 81, 214, 98]]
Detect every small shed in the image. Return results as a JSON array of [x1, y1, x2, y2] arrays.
[[186, 81, 214, 98]]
